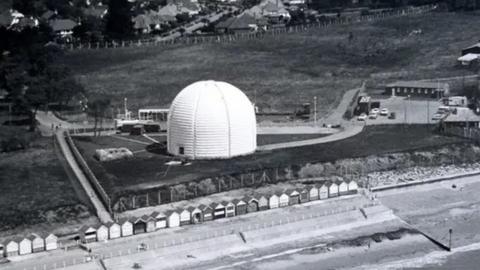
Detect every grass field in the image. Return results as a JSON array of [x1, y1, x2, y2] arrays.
[[0, 138, 95, 238], [73, 125, 467, 198], [63, 12, 480, 115]]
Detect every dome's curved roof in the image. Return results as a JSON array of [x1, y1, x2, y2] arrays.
[[167, 81, 257, 159]]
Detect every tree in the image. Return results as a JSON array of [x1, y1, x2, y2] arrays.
[[105, 0, 134, 40], [88, 97, 111, 136]]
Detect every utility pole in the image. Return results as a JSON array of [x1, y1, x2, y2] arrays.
[[314, 96, 317, 125]]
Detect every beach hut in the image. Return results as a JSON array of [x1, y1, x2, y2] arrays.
[[347, 180, 358, 194], [199, 204, 213, 221], [246, 196, 259, 213], [96, 224, 109, 242], [106, 222, 121, 239], [223, 201, 236, 217], [308, 185, 319, 201], [119, 218, 133, 237], [256, 194, 269, 211], [141, 215, 156, 232], [339, 181, 349, 196], [131, 217, 147, 235], [19, 237, 32, 255], [319, 182, 329, 199], [232, 198, 247, 215], [287, 189, 300, 205], [4, 239, 19, 257], [166, 210, 180, 227], [79, 225, 97, 243], [279, 192, 289, 207], [328, 181, 339, 198], [268, 193, 279, 209], [211, 202, 226, 219], [299, 187, 309, 203], [188, 206, 203, 223], [151, 211, 167, 229], [44, 234, 58, 251], [29, 234, 45, 253], [180, 209, 191, 226]]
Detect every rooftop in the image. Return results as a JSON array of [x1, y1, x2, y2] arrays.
[[386, 81, 449, 89], [444, 108, 480, 122]]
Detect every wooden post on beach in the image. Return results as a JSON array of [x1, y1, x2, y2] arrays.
[[449, 228, 453, 251]]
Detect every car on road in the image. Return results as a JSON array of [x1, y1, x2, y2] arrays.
[[388, 112, 396, 119], [370, 108, 380, 114], [380, 108, 389, 116], [369, 112, 378, 119], [357, 113, 367, 121]]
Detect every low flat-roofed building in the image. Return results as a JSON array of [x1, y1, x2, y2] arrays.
[[442, 107, 480, 128], [386, 81, 449, 98]]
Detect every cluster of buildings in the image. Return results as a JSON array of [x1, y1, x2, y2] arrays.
[[1, 233, 58, 258], [215, 0, 292, 34], [79, 180, 358, 243]]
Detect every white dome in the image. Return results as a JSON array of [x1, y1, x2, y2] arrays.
[[167, 81, 257, 159]]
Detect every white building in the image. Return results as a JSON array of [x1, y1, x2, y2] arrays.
[[167, 81, 257, 159]]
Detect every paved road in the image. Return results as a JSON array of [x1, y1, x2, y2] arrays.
[[55, 130, 112, 224]]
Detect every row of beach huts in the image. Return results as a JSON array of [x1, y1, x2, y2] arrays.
[[1, 233, 58, 258], [78, 180, 359, 243]]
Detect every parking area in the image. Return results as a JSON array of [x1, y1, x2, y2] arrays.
[[357, 96, 443, 125]]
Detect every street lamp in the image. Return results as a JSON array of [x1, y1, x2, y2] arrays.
[[314, 96, 317, 125], [404, 95, 410, 124]]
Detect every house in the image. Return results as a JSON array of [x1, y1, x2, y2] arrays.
[[188, 206, 203, 223], [166, 210, 180, 227], [223, 201, 236, 217], [158, 4, 180, 17], [308, 185, 319, 201], [96, 224, 109, 242], [256, 194, 269, 211], [180, 209, 191, 226], [216, 13, 258, 34], [386, 81, 450, 98], [49, 19, 77, 40], [462, 42, 480, 56], [328, 181, 339, 198], [347, 180, 358, 194], [339, 181, 349, 196], [286, 189, 300, 205], [211, 202, 226, 219], [232, 198, 248, 215], [442, 107, 480, 128], [4, 239, 19, 257], [119, 218, 134, 237], [246, 196, 259, 213], [106, 222, 121, 239], [40, 10, 57, 21], [319, 182, 329, 199], [44, 234, 58, 251], [279, 192, 289, 207], [19, 237, 32, 255], [0, 9, 24, 28], [298, 187, 309, 203], [151, 211, 167, 229], [133, 14, 152, 34], [268, 193, 279, 209], [198, 204, 214, 221], [82, 6, 108, 19], [29, 234, 45, 253], [79, 225, 97, 243]]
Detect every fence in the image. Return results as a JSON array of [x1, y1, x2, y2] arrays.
[[64, 131, 113, 214], [65, 5, 436, 52], [21, 205, 358, 270]]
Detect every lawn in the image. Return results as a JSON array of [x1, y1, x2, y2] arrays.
[[63, 12, 480, 116], [73, 125, 467, 199], [0, 137, 96, 238]]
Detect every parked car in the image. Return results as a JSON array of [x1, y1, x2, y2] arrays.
[[432, 113, 445, 120], [388, 112, 396, 119], [380, 108, 389, 116], [370, 108, 380, 114], [369, 112, 378, 119], [357, 113, 367, 121]]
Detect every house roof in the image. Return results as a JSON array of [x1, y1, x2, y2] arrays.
[[443, 108, 480, 123], [198, 204, 212, 211], [41, 10, 56, 20], [82, 6, 108, 18], [118, 217, 132, 225], [49, 19, 77, 32], [463, 42, 480, 51], [158, 4, 179, 17], [228, 13, 257, 30], [458, 53, 479, 62], [133, 14, 152, 30], [386, 81, 449, 90], [216, 17, 235, 29]]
